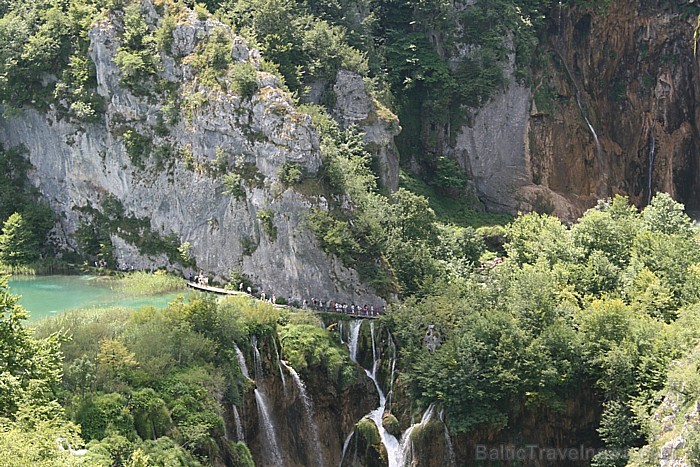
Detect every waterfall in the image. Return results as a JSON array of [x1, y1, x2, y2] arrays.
[[552, 47, 606, 187], [251, 336, 263, 381], [281, 361, 324, 466], [365, 321, 402, 467], [234, 344, 250, 380], [254, 389, 284, 466], [232, 404, 245, 441], [386, 334, 397, 410], [573, 92, 603, 166], [344, 320, 402, 466], [339, 320, 345, 344], [439, 408, 457, 466], [557, 2, 563, 35], [273, 343, 287, 395], [347, 320, 362, 362], [251, 336, 284, 465], [339, 431, 355, 467], [648, 135, 656, 204], [399, 403, 439, 466]]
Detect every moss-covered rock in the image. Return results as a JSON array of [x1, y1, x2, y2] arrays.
[[382, 412, 400, 438]]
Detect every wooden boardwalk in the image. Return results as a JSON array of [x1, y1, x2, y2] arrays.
[[186, 281, 246, 295], [185, 281, 380, 318]]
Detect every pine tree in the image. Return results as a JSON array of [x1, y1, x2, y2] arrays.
[[0, 212, 38, 265]]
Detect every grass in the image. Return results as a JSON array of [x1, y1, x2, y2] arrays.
[[0, 258, 77, 276], [107, 270, 187, 297], [398, 170, 513, 228]]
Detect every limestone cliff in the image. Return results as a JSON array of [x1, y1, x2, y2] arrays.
[[0, 1, 384, 304], [627, 345, 700, 467], [402, 0, 700, 220], [528, 0, 700, 217]]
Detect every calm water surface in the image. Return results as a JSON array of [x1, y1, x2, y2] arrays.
[[7, 275, 187, 321]]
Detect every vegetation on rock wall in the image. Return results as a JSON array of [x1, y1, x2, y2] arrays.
[[386, 193, 700, 465]]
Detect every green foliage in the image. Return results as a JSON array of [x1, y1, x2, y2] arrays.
[[355, 418, 380, 446], [73, 194, 183, 265], [256, 209, 277, 240], [0, 277, 63, 418], [641, 192, 694, 237], [114, 2, 159, 91], [222, 172, 245, 200], [0, 145, 55, 261], [279, 322, 353, 382], [112, 270, 186, 296], [0, 0, 101, 113], [75, 392, 136, 441], [278, 161, 304, 185], [398, 170, 510, 228], [0, 212, 39, 265], [227, 441, 255, 466], [122, 129, 152, 169], [387, 192, 700, 447], [229, 62, 259, 98]]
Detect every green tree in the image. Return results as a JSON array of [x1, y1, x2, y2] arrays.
[[0, 212, 39, 265], [642, 192, 694, 237]]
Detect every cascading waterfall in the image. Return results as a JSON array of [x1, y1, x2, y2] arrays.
[[339, 320, 345, 344], [439, 408, 457, 466], [251, 336, 284, 465], [339, 431, 355, 467], [573, 92, 603, 168], [347, 320, 361, 362], [232, 404, 245, 441], [251, 336, 263, 381], [254, 389, 284, 466], [345, 320, 401, 466], [235, 344, 251, 380], [273, 342, 287, 395], [552, 46, 606, 187], [232, 344, 248, 442], [386, 334, 397, 410], [281, 360, 324, 466], [558, 1, 562, 35], [400, 403, 438, 466], [366, 321, 402, 467], [648, 134, 656, 204]]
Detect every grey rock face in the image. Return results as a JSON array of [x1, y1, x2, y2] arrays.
[[332, 70, 400, 192], [451, 81, 532, 212], [0, 3, 384, 306]]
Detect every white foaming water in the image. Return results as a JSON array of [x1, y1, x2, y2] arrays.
[[254, 389, 284, 466], [338, 431, 355, 467], [232, 404, 245, 441], [347, 320, 362, 362], [274, 343, 287, 395], [439, 408, 457, 466], [282, 361, 324, 466], [365, 321, 401, 467], [251, 336, 263, 381], [234, 344, 250, 380], [400, 403, 438, 466]]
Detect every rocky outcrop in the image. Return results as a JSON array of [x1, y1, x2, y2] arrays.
[[0, 1, 384, 305], [237, 330, 378, 467], [402, 1, 700, 220], [627, 346, 700, 467], [527, 1, 700, 217], [332, 70, 401, 192]]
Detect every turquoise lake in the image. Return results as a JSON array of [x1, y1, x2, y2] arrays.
[[7, 275, 188, 321]]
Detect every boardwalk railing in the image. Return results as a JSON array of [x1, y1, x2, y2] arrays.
[[185, 281, 380, 318]]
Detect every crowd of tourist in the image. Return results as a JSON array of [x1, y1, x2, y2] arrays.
[[187, 273, 386, 317]]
